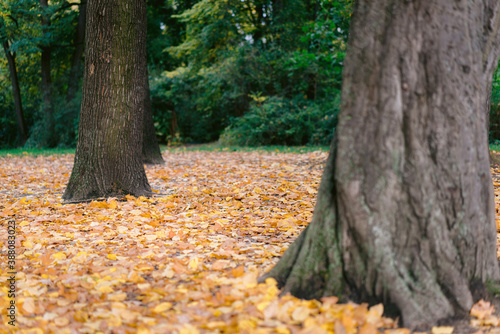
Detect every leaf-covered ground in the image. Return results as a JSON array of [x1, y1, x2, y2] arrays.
[[1, 150, 500, 334]]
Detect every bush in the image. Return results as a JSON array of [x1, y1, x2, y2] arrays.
[[219, 95, 339, 146], [490, 63, 500, 143]]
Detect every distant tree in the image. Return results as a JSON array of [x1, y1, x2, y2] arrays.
[[0, 18, 28, 146], [142, 65, 164, 165], [65, 0, 86, 104], [63, 0, 152, 201], [261, 0, 500, 329], [40, 0, 55, 147]]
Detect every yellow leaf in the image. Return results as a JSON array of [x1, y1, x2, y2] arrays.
[[431, 327, 454, 334], [206, 321, 226, 329], [22, 297, 35, 315], [253, 187, 263, 194], [73, 251, 88, 263], [22, 240, 33, 248], [98, 286, 114, 293], [212, 260, 229, 270], [299, 326, 328, 334], [54, 317, 70, 327], [162, 266, 175, 279], [180, 324, 200, 334], [366, 303, 384, 324], [189, 257, 199, 270], [291, 306, 310, 322], [257, 301, 270, 312], [239, 271, 257, 288], [483, 316, 499, 326], [19, 220, 29, 227], [238, 319, 256, 330], [385, 330, 411, 334], [108, 199, 118, 209], [275, 327, 290, 334], [358, 323, 378, 334], [108, 292, 127, 301], [74, 310, 89, 322], [107, 253, 118, 260], [471, 299, 495, 319], [24, 329, 43, 334], [153, 302, 172, 313], [116, 309, 138, 322], [52, 252, 67, 260]]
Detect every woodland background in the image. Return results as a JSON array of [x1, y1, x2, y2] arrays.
[[3, 0, 500, 150], [0, 0, 392, 148]]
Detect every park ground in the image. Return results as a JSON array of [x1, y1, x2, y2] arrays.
[[1, 147, 500, 333]]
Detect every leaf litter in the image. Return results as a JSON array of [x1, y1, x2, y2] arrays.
[[0, 150, 499, 333]]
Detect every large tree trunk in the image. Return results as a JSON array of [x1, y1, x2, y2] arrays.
[[261, 0, 500, 329], [1, 34, 28, 146], [65, 0, 86, 104], [142, 65, 165, 165], [40, 0, 55, 147], [63, 0, 152, 202]]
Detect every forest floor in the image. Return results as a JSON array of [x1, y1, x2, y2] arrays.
[[0, 149, 500, 333]]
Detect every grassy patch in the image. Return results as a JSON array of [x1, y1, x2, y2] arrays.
[[4, 143, 500, 156], [491, 143, 500, 153], [0, 144, 328, 157], [0, 148, 75, 157], [162, 143, 329, 153]]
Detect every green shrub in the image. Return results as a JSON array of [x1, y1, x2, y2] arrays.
[[490, 63, 500, 143], [219, 95, 339, 147]]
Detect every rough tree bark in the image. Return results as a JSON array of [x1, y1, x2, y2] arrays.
[[66, 0, 86, 104], [142, 65, 164, 165], [40, 0, 55, 147], [0, 23, 28, 146], [261, 0, 500, 329], [63, 0, 152, 201]]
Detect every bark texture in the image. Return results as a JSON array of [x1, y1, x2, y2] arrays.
[[142, 66, 164, 165], [63, 0, 152, 201], [1, 30, 28, 146], [261, 0, 500, 328]]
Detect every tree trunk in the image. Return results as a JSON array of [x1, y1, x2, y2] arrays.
[[261, 0, 500, 329], [63, 0, 152, 202], [41, 0, 55, 147], [142, 65, 164, 164], [66, 0, 86, 104], [1, 35, 28, 146]]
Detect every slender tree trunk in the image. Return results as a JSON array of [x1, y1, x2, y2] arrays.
[[1, 37, 28, 146], [261, 0, 500, 329], [63, 0, 152, 202], [253, 0, 264, 43], [142, 65, 164, 164], [41, 0, 55, 147], [66, 1, 87, 104]]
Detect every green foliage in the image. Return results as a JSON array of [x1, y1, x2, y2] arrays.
[[0, 0, 83, 148], [219, 95, 339, 146], [150, 0, 351, 145], [490, 62, 500, 143]]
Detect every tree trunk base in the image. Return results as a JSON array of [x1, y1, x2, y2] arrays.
[[260, 135, 500, 329]]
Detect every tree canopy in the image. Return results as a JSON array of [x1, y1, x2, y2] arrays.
[[0, 0, 500, 148]]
